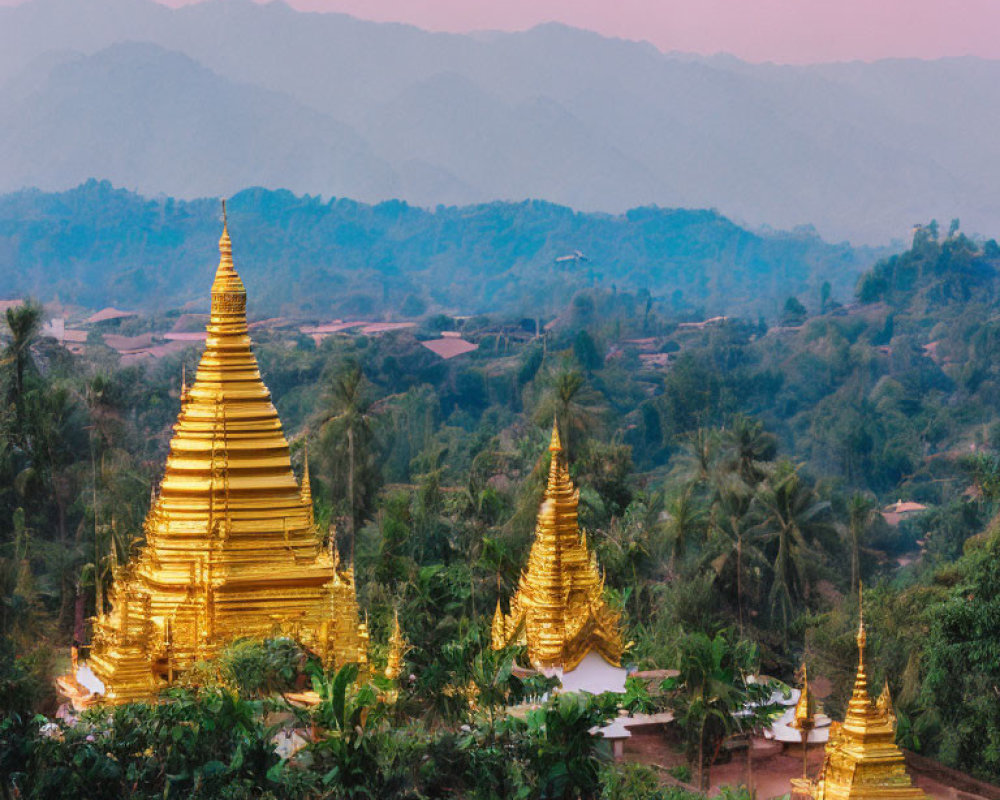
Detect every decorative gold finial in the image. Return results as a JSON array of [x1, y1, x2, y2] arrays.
[[385, 609, 408, 681], [793, 660, 816, 728], [492, 597, 506, 645], [210, 200, 245, 322], [857, 581, 866, 665], [549, 418, 562, 452], [218, 200, 232, 264]]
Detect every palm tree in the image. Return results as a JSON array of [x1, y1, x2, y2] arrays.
[[663, 485, 708, 568], [707, 487, 767, 637], [847, 493, 879, 595], [720, 414, 777, 488], [1, 301, 43, 434], [317, 362, 376, 556], [671, 427, 720, 491], [665, 632, 777, 791], [533, 366, 604, 457], [751, 463, 836, 631]]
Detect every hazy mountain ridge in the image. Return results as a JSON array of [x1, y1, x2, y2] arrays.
[[0, 181, 886, 319], [2, 0, 999, 242]]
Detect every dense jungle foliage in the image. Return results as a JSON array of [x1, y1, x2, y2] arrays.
[[3, 219, 1000, 795]]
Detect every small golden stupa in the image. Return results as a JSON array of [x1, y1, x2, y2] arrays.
[[492, 422, 624, 690], [63, 207, 367, 705], [791, 661, 819, 776], [794, 593, 926, 800], [384, 609, 408, 682]]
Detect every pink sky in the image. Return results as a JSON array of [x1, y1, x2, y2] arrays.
[[166, 0, 1000, 63], [6, 0, 1000, 63]]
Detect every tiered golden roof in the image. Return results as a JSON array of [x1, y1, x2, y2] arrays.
[[80, 209, 367, 704], [797, 595, 926, 800], [492, 422, 623, 671]]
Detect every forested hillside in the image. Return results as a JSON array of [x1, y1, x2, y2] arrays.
[[5, 218, 1000, 790], [0, 182, 881, 320]]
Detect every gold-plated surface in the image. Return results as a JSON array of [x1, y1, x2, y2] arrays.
[[79, 213, 367, 704], [797, 596, 926, 800], [492, 422, 624, 671]]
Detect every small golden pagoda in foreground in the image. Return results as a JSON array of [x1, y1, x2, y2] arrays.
[[793, 595, 926, 800], [61, 209, 367, 705], [384, 610, 408, 681], [492, 422, 625, 692]]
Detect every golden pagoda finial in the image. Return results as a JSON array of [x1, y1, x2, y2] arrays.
[[857, 581, 866, 670], [793, 660, 816, 729], [549, 418, 562, 453], [210, 199, 246, 325], [791, 658, 818, 780], [385, 608, 407, 681], [492, 597, 506, 645]]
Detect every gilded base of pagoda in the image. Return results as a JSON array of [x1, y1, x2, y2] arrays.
[[78, 561, 366, 704]]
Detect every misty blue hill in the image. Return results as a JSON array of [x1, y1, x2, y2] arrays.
[[0, 181, 884, 320], [2, 0, 999, 243]]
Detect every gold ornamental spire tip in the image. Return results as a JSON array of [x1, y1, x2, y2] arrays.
[[857, 581, 866, 663], [219, 199, 232, 263], [549, 419, 562, 452], [210, 199, 246, 323]]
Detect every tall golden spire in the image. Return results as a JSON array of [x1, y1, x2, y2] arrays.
[[798, 587, 927, 800], [492, 420, 624, 671], [76, 208, 368, 705], [793, 661, 817, 729]]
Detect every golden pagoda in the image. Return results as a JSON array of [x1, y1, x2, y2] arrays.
[[492, 422, 624, 690], [794, 594, 927, 800], [66, 207, 367, 705]]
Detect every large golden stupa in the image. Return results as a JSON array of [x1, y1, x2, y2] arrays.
[[794, 597, 926, 800], [71, 210, 367, 704], [492, 422, 624, 687]]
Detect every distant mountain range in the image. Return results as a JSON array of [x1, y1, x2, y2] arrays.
[[0, 182, 886, 319], [2, 0, 999, 244]]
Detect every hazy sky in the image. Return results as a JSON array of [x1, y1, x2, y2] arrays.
[[151, 0, 1000, 64], [3, 0, 999, 63]]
